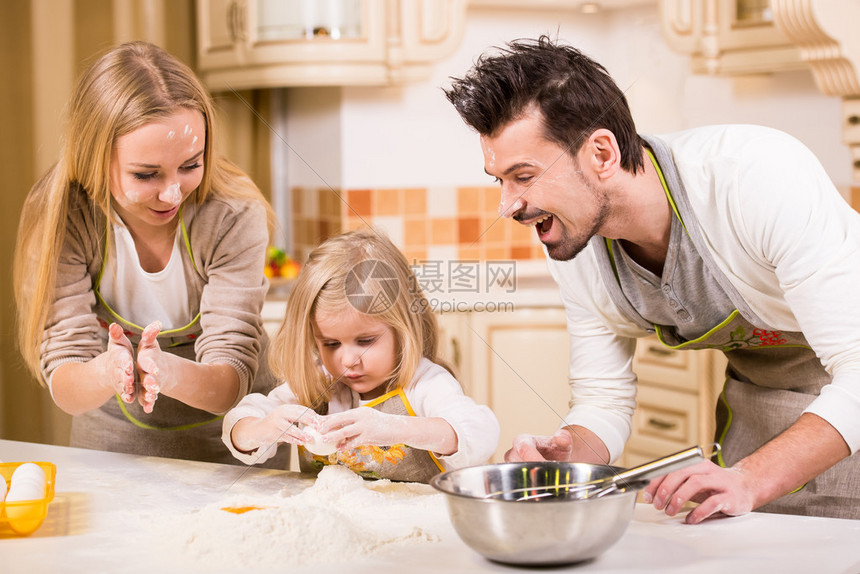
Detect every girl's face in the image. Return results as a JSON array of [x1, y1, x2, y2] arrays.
[[109, 108, 205, 233], [312, 305, 397, 401]]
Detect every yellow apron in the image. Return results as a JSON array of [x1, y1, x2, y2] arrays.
[[298, 387, 445, 483]]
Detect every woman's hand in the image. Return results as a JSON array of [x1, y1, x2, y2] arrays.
[[642, 459, 756, 524], [106, 323, 135, 403], [135, 321, 170, 413], [230, 405, 320, 454]]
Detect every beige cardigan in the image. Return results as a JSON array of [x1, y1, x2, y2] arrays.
[[40, 185, 270, 408]]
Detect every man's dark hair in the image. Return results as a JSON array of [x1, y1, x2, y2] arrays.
[[445, 35, 645, 174]]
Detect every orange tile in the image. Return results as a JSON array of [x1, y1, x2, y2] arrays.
[[430, 218, 457, 244], [457, 187, 482, 215], [482, 187, 501, 213], [485, 246, 508, 260], [532, 244, 545, 259], [292, 187, 304, 215], [509, 220, 534, 242], [343, 215, 370, 231], [347, 189, 372, 217], [458, 246, 481, 260], [404, 248, 427, 263], [375, 189, 401, 216], [317, 188, 337, 217], [511, 246, 533, 260], [480, 217, 508, 243], [457, 217, 481, 244], [404, 189, 427, 215], [404, 217, 427, 246]]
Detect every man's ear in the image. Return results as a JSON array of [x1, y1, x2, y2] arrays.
[[586, 129, 621, 180]]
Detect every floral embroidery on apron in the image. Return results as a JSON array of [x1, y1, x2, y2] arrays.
[[298, 387, 445, 483]]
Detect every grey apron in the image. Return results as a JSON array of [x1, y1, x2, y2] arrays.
[[297, 387, 445, 483], [595, 144, 860, 518], [70, 211, 287, 468]]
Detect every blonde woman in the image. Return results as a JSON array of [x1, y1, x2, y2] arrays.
[[14, 42, 286, 465], [223, 230, 500, 482]]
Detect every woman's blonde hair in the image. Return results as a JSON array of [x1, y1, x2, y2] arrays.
[[13, 41, 274, 384], [270, 229, 448, 408]]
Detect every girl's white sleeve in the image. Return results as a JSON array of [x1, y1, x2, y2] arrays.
[[406, 360, 500, 470], [221, 382, 299, 465]]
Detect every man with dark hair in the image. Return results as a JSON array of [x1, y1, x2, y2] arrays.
[[446, 36, 860, 523]]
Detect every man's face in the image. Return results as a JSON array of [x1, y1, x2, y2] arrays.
[[481, 108, 609, 261]]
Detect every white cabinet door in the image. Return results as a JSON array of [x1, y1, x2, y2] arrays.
[[434, 311, 471, 395], [468, 308, 571, 463]]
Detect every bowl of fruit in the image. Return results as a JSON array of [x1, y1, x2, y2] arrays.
[[265, 247, 301, 292]]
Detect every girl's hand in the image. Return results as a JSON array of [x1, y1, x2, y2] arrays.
[[135, 321, 169, 413], [231, 405, 320, 454], [106, 323, 135, 403], [318, 408, 407, 451]]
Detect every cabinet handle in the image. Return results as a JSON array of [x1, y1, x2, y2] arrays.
[[848, 115, 860, 126], [450, 337, 461, 369], [646, 345, 674, 357], [228, 1, 238, 42], [236, 0, 246, 41], [854, 159, 860, 169], [647, 417, 678, 431], [228, 1, 246, 42]]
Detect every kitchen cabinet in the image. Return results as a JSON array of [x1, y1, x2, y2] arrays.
[[435, 305, 726, 466], [457, 308, 572, 463], [659, 0, 803, 75], [618, 336, 726, 467], [660, 0, 860, 182], [195, 0, 467, 89]]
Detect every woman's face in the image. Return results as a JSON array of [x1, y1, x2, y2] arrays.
[[109, 108, 205, 232]]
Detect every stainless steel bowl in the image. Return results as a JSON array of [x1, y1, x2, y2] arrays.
[[430, 461, 645, 566]]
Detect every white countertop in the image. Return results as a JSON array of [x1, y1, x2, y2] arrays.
[[2, 439, 859, 574]]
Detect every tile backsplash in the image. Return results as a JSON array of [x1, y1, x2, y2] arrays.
[[292, 186, 545, 263]]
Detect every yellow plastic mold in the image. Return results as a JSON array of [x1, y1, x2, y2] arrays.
[[1, 461, 57, 536]]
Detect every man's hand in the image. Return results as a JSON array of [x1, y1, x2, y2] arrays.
[[642, 459, 756, 524], [505, 429, 574, 462]]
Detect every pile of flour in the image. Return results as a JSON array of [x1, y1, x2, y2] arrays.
[[156, 466, 449, 569]]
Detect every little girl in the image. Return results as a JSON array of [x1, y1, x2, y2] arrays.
[[223, 230, 500, 482]]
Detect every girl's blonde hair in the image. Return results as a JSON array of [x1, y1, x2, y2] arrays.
[[270, 229, 448, 408], [13, 41, 274, 384]]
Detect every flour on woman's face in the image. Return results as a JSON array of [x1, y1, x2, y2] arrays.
[[109, 109, 205, 232]]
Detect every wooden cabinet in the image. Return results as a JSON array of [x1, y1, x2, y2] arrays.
[[439, 307, 725, 466], [195, 0, 466, 89], [660, 0, 803, 75], [618, 335, 726, 467], [436, 307, 571, 463]]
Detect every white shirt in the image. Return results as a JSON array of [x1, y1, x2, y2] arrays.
[[548, 125, 860, 461], [100, 215, 190, 329]]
